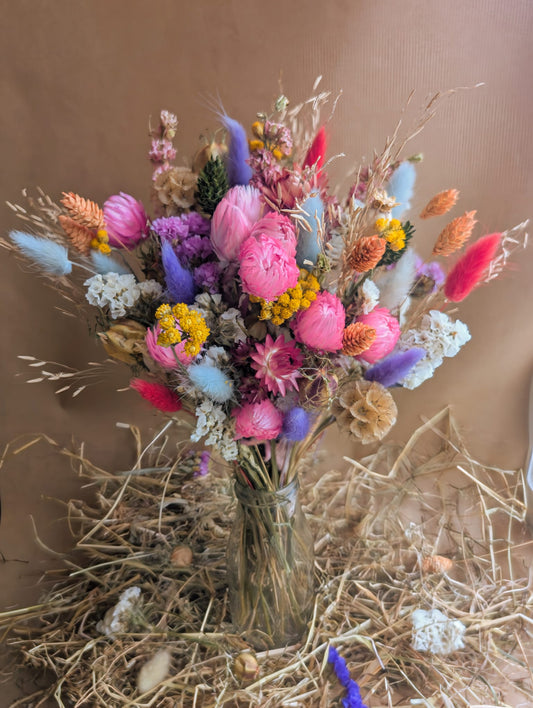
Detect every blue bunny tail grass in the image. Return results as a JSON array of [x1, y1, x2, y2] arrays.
[[388, 160, 416, 220], [364, 347, 426, 388], [220, 114, 252, 187], [188, 363, 233, 403], [161, 240, 195, 304], [296, 194, 324, 268], [327, 646, 367, 708], [90, 250, 131, 275], [10, 230, 73, 276]]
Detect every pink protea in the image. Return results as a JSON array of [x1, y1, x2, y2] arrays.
[[239, 233, 300, 301], [234, 399, 283, 441], [145, 325, 196, 369], [103, 192, 149, 249], [291, 291, 346, 352], [355, 307, 400, 364], [250, 334, 303, 396], [210, 185, 264, 262], [248, 212, 297, 257]]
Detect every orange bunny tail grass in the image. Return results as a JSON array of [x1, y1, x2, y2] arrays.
[[130, 378, 183, 413], [342, 322, 376, 356], [58, 215, 95, 255], [432, 210, 477, 256], [444, 233, 501, 302], [61, 192, 105, 230], [420, 188, 459, 219]]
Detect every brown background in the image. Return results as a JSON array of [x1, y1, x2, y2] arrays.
[[0, 0, 532, 697]]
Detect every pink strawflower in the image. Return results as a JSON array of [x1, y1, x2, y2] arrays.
[[210, 185, 264, 262], [103, 192, 149, 249], [234, 399, 283, 441], [239, 233, 300, 301], [145, 325, 196, 368], [248, 212, 297, 257], [291, 291, 346, 352], [250, 334, 303, 396], [355, 307, 400, 364]]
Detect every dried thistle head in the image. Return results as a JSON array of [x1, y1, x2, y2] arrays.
[[333, 379, 397, 444], [346, 235, 387, 273]]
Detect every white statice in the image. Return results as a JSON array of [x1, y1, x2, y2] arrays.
[[359, 279, 380, 314], [398, 310, 471, 390], [219, 308, 247, 344], [190, 399, 237, 461], [203, 346, 230, 367], [84, 273, 162, 319], [97, 586, 142, 638], [411, 608, 466, 655]]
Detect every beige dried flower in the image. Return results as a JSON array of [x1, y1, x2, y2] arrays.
[[97, 320, 147, 365], [420, 189, 459, 219], [347, 235, 387, 273], [60, 192, 105, 229], [370, 188, 399, 213], [421, 555, 453, 574], [137, 649, 172, 693], [233, 652, 260, 681], [154, 166, 198, 214], [58, 214, 94, 255], [432, 210, 477, 256], [333, 380, 397, 444], [170, 545, 193, 567], [342, 323, 376, 356]]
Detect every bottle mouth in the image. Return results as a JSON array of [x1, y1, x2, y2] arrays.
[[233, 476, 299, 509]]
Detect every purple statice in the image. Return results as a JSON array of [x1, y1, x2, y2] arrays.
[[152, 216, 190, 241], [411, 256, 446, 296], [194, 450, 211, 477], [184, 212, 211, 236], [193, 262, 221, 294], [327, 646, 367, 708], [177, 235, 214, 264]]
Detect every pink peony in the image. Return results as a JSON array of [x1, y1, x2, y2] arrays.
[[291, 291, 346, 352], [103, 192, 148, 249], [355, 307, 400, 364], [239, 233, 300, 301], [248, 212, 297, 257], [145, 324, 196, 368], [251, 333, 303, 396], [210, 185, 264, 262], [234, 399, 283, 441]]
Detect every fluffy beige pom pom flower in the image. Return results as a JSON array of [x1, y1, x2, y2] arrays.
[[333, 380, 397, 444]]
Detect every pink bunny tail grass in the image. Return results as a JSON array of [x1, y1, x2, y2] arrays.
[[130, 378, 183, 413], [444, 233, 501, 302], [303, 126, 327, 174]]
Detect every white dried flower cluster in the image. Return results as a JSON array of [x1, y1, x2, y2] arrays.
[[219, 308, 247, 344], [190, 399, 238, 461], [398, 310, 471, 389], [96, 586, 142, 638], [359, 279, 380, 314], [411, 608, 466, 655], [84, 273, 162, 319], [203, 346, 230, 367]]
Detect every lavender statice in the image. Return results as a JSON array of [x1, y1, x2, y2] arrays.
[[327, 646, 367, 708], [193, 262, 221, 293]]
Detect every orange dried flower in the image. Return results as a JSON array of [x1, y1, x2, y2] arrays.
[[342, 322, 376, 356], [421, 555, 453, 574], [58, 214, 94, 255], [420, 189, 459, 219], [432, 210, 477, 257], [347, 235, 387, 272], [60, 192, 105, 229]]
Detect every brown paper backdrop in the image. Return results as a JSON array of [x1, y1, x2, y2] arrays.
[[1, 0, 532, 697]]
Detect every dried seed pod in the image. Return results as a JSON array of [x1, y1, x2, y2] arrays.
[[421, 555, 453, 574], [233, 652, 260, 681], [170, 545, 193, 567]]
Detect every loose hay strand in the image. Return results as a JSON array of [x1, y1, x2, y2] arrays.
[[1, 411, 532, 706]]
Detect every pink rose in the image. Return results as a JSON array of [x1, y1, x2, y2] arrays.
[[248, 212, 297, 257], [234, 399, 283, 441], [145, 324, 196, 369], [210, 185, 264, 262], [239, 233, 300, 302], [103, 192, 148, 249], [355, 307, 400, 364], [291, 291, 346, 352]]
